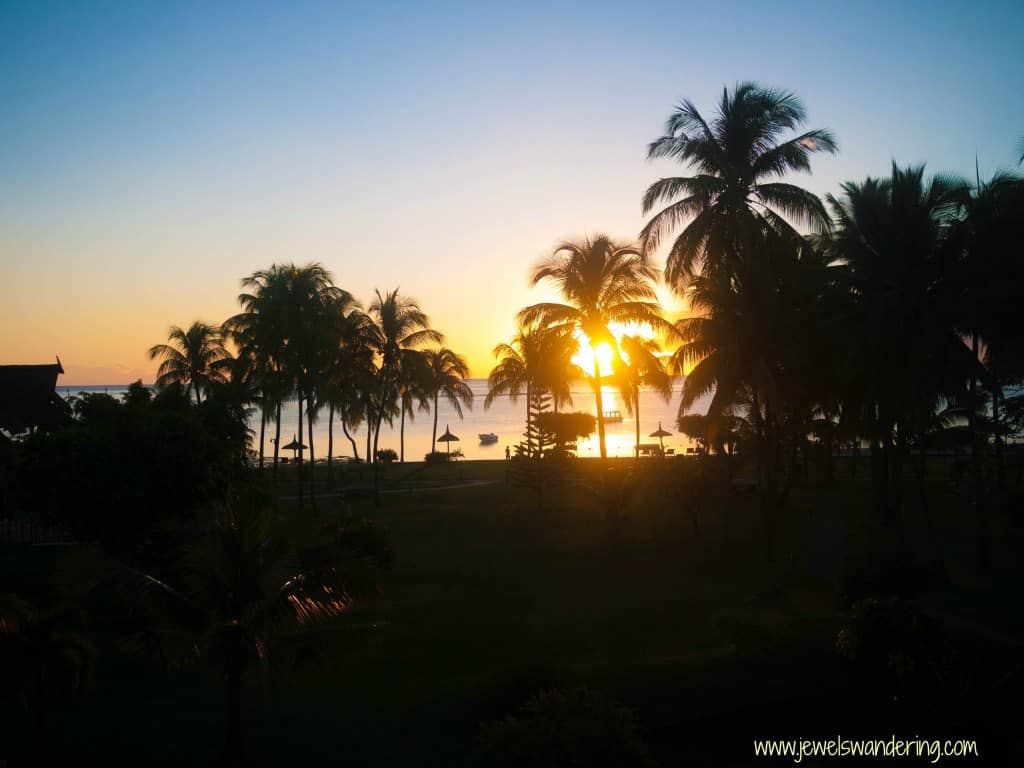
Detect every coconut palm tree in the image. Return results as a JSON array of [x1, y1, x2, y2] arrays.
[[226, 267, 292, 479], [617, 335, 672, 458], [394, 349, 431, 463], [669, 273, 763, 449], [229, 263, 349, 502], [486, 323, 578, 457], [423, 348, 474, 453], [641, 82, 837, 287], [286, 266, 352, 496], [947, 170, 1024, 495], [519, 235, 668, 459], [826, 164, 970, 526], [148, 321, 231, 405], [318, 304, 378, 480], [366, 289, 443, 464]]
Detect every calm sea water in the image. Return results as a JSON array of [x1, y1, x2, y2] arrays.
[[63, 381, 712, 461]]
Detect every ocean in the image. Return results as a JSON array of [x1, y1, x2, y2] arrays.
[[62, 381, 712, 461]]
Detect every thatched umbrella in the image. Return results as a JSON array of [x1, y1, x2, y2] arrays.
[[281, 434, 307, 461], [649, 421, 672, 455], [437, 425, 460, 454]]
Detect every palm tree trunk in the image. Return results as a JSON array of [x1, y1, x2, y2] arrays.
[[824, 413, 835, 482], [760, 398, 777, 530], [273, 402, 281, 482], [592, 352, 607, 460], [525, 382, 532, 458], [342, 419, 359, 462], [307, 395, 316, 506], [634, 386, 640, 459], [365, 409, 372, 465], [297, 390, 305, 509], [258, 404, 266, 476], [327, 403, 335, 485], [432, 392, 440, 453], [372, 379, 388, 506], [969, 333, 988, 567], [400, 402, 406, 463], [992, 383, 1005, 495]]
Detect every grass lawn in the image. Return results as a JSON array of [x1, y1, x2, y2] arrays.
[[2, 457, 1023, 766]]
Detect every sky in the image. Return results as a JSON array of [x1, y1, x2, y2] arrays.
[[2, 0, 1023, 384]]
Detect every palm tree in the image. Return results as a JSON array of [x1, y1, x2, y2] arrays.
[[826, 164, 969, 526], [946, 169, 1024, 506], [423, 348, 474, 453], [669, 273, 761, 453], [641, 82, 836, 286], [229, 263, 349, 501], [395, 349, 431, 463], [148, 321, 231, 405], [616, 335, 672, 458], [286, 266, 352, 500], [228, 265, 294, 480], [486, 323, 577, 457], [366, 289, 442, 462], [319, 304, 377, 480], [519, 235, 668, 459]]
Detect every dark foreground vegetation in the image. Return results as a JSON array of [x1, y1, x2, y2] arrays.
[[2, 451, 1024, 766]]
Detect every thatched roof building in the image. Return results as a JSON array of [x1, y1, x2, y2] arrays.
[[0, 357, 70, 434]]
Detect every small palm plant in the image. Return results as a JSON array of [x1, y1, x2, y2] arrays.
[[79, 486, 387, 765]]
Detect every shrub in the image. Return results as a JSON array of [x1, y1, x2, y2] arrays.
[[375, 448, 397, 464], [476, 687, 658, 767], [836, 597, 967, 706]]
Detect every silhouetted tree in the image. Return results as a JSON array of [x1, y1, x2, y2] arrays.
[[641, 82, 836, 285], [148, 322, 231, 405], [520, 235, 668, 459], [424, 347, 473, 453]]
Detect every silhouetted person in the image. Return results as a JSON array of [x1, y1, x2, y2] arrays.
[[505, 445, 511, 462]]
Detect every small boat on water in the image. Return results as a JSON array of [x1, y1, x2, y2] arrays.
[[602, 410, 624, 423], [478, 433, 499, 444]]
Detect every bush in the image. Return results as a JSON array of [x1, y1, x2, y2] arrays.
[[839, 549, 945, 606], [12, 383, 247, 557], [836, 597, 967, 706], [425, 451, 453, 464], [375, 448, 397, 464], [475, 687, 658, 768]]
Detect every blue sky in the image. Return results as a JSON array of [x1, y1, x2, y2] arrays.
[[2, 0, 1022, 381]]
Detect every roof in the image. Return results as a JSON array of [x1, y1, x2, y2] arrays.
[[0, 358, 70, 434]]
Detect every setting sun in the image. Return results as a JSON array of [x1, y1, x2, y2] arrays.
[[571, 322, 657, 377]]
